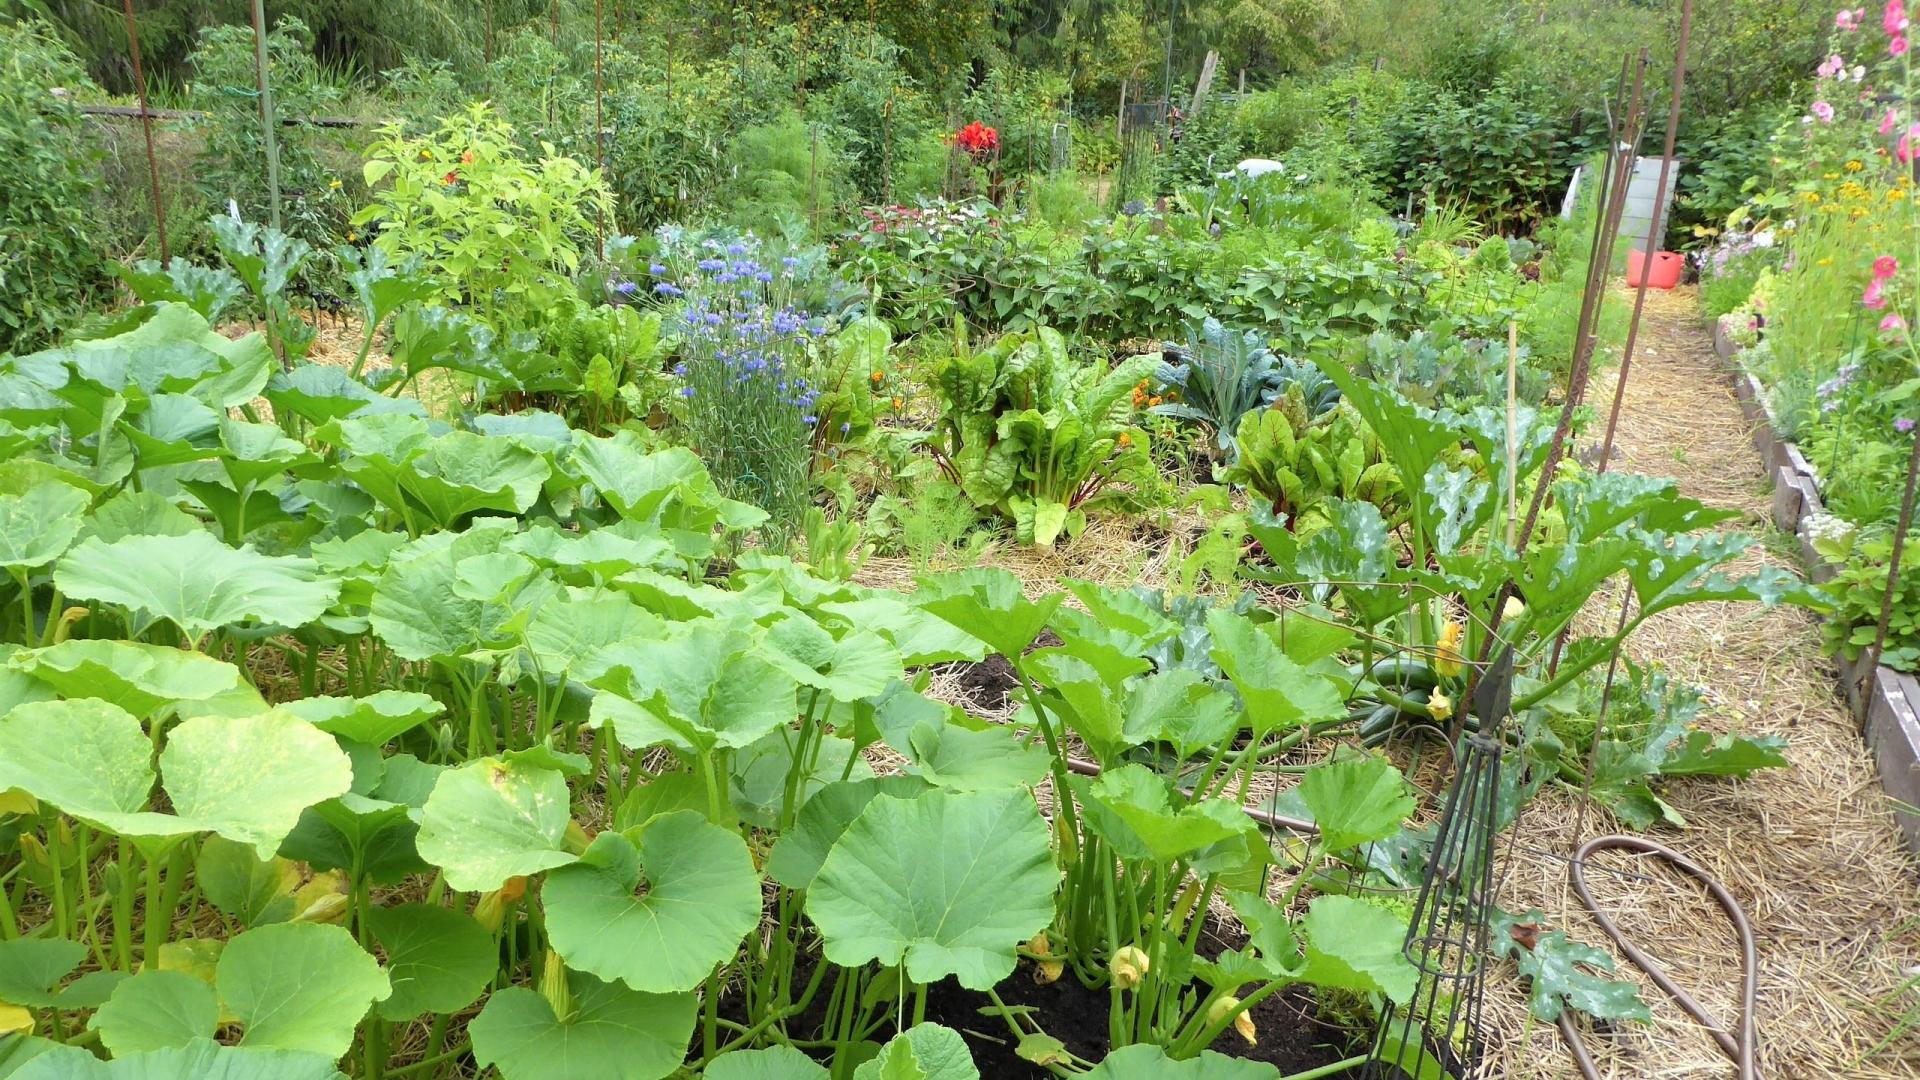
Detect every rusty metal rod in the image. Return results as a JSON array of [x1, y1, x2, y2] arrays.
[[119, 0, 168, 262], [1598, 7, 1694, 469]]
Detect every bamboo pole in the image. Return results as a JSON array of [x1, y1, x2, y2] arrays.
[[249, 0, 283, 231]]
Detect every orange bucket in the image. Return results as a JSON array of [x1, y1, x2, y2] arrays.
[[1625, 249, 1684, 290]]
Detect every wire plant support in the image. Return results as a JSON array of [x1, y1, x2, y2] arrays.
[[1366, 648, 1515, 1080]]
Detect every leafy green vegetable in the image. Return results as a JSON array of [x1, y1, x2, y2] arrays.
[[807, 789, 1056, 989]]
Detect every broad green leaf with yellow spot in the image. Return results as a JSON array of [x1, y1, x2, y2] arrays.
[[544, 811, 759, 993]]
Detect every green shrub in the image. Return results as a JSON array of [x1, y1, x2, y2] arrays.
[[1026, 172, 1102, 231], [717, 111, 856, 238], [0, 22, 105, 353], [1232, 83, 1321, 155]]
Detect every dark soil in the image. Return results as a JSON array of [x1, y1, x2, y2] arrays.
[[715, 947, 1357, 1077], [930, 628, 1062, 714], [922, 960, 1355, 1077], [938, 652, 1019, 712]]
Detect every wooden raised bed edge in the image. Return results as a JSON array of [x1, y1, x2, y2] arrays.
[[1711, 315, 1920, 853]]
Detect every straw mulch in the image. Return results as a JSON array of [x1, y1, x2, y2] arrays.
[[1484, 285, 1920, 1078]]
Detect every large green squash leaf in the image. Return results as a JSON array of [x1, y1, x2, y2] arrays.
[[55, 533, 335, 641], [1075, 765, 1258, 863], [807, 789, 1056, 989], [468, 975, 696, 1080], [163, 712, 354, 860], [0, 484, 89, 570], [0, 940, 86, 1009], [543, 811, 759, 994], [367, 904, 496, 1022], [1296, 896, 1416, 1005], [11, 1038, 345, 1080], [850, 1024, 978, 1080], [913, 568, 1062, 660], [87, 971, 219, 1056], [705, 1046, 831, 1080], [279, 691, 443, 747], [1296, 755, 1414, 853], [1083, 1046, 1278, 1079], [219, 923, 390, 1056], [0, 701, 156, 834], [414, 756, 575, 892], [1206, 611, 1344, 733], [9, 640, 263, 720]]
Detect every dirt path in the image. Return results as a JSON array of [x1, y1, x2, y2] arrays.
[[1485, 287, 1920, 1078]]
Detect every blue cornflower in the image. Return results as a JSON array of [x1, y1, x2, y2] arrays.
[[653, 282, 683, 297], [697, 257, 726, 273], [671, 363, 687, 377], [726, 242, 749, 256], [648, 263, 668, 276], [679, 386, 696, 398], [715, 272, 738, 285]]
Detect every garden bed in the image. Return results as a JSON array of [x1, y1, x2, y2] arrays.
[[1711, 314, 1920, 853]]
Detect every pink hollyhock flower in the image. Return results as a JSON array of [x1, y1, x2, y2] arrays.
[[1900, 124, 1920, 162], [1883, 108, 1901, 134], [1819, 53, 1846, 78], [1882, 313, 1908, 333], [1813, 100, 1836, 121], [1889, 0, 1910, 35], [1865, 279, 1890, 309], [1876, 255, 1901, 280], [1841, 8, 1859, 29], [1895, 33, 1911, 55]]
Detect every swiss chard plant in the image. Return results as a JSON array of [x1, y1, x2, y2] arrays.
[[926, 325, 1159, 546]]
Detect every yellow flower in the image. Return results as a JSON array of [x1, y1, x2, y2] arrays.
[[1434, 621, 1465, 678], [1427, 692, 1454, 722], [1803, 192, 1822, 204], [1111, 945, 1150, 990], [1208, 996, 1257, 1045], [1029, 932, 1064, 986], [1893, 188, 1909, 202], [1816, 257, 1835, 267], [1847, 159, 1865, 172], [1823, 172, 1840, 181], [328, 178, 342, 190]]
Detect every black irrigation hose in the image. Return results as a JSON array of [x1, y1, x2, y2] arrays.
[[1559, 835, 1761, 1080]]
